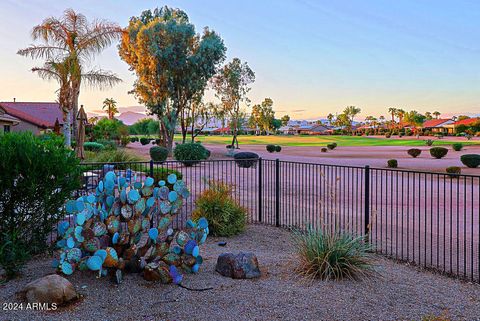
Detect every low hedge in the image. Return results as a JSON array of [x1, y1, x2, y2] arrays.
[[429, 147, 448, 159], [234, 152, 259, 168], [140, 137, 151, 145], [84, 142, 105, 152], [460, 154, 480, 168]]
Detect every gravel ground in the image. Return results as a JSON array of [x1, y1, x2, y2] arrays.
[[2, 224, 480, 321]]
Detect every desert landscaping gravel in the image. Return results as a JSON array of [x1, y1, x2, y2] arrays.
[[2, 224, 480, 321]]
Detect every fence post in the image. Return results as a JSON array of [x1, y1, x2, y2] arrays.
[[275, 158, 280, 227], [258, 157, 263, 223], [364, 165, 370, 239], [149, 160, 154, 178]]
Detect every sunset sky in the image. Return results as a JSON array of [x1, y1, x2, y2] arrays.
[[0, 0, 479, 119]]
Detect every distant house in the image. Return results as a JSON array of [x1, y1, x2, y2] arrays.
[[421, 119, 455, 134], [0, 108, 21, 134], [278, 125, 296, 135], [297, 124, 329, 135], [0, 102, 64, 134]]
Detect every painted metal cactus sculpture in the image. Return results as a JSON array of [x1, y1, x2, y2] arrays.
[[53, 171, 209, 284]]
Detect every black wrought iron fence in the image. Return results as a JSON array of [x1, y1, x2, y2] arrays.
[[77, 158, 480, 282]]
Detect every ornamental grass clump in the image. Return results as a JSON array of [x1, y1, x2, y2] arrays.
[[292, 226, 375, 281], [192, 180, 246, 237]]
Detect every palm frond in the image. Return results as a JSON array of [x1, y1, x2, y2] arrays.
[[17, 45, 67, 60], [81, 69, 122, 89], [78, 21, 122, 55]]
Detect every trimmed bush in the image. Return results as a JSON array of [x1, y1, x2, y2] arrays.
[[130, 137, 139, 143], [452, 143, 463, 151], [266, 144, 276, 153], [385, 133, 391, 138], [460, 154, 480, 168], [84, 141, 105, 152], [192, 180, 246, 237], [321, 148, 328, 153], [234, 152, 259, 168], [226, 144, 233, 149], [425, 139, 434, 146], [327, 143, 336, 150], [429, 147, 448, 159], [173, 142, 208, 166], [149, 146, 169, 163], [446, 166, 461, 176], [292, 226, 375, 281], [407, 148, 422, 158], [275, 145, 282, 152], [387, 159, 398, 168], [0, 132, 80, 279], [331, 142, 338, 148], [96, 139, 117, 150], [140, 137, 151, 145]]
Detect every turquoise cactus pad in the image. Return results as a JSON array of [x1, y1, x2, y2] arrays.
[[55, 171, 209, 284]]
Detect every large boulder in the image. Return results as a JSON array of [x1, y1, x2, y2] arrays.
[[215, 252, 261, 279], [20, 274, 77, 305]]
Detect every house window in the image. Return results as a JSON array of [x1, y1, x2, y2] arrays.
[[4, 125, 10, 133]]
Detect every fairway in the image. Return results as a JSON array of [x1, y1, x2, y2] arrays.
[[185, 135, 480, 147]]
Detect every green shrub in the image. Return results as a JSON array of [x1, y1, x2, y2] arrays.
[[120, 136, 130, 147], [204, 149, 211, 159], [0, 132, 80, 277], [140, 137, 151, 145], [331, 142, 338, 148], [173, 142, 208, 166], [234, 152, 259, 168], [446, 166, 461, 176], [92, 149, 142, 169], [292, 226, 375, 281], [460, 154, 480, 168], [452, 143, 463, 151], [149, 146, 169, 163], [407, 148, 421, 158], [321, 147, 328, 153], [96, 139, 117, 150], [385, 133, 391, 138], [275, 145, 282, 152], [130, 137, 139, 143], [0, 231, 30, 280], [387, 159, 398, 168], [266, 144, 276, 153], [192, 180, 246, 237], [84, 142, 105, 152], [430, 147, 448, 159], [327, 143, 336, 150], [425, 139, 434, 146]]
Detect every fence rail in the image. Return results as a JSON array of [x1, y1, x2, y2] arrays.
[[77, 158, 480, 282]]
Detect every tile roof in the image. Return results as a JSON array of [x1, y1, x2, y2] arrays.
[[422, 119, 452, 128], [454, 118, 479, 126], [0, 102, 63, 128]]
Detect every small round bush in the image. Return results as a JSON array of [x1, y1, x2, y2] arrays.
[[149, 146, 169, 163], [275, 145, 282, 152], [321, 147, 328, 153], [446, 166, 461, 176], [84, 142, 105, 152], [266, 144, 276, 153], [140, 137, 150, 145], [452, 143, 463, 151], [130, 137, 139, 143], [460, 154, 480, 168], [430, 147, 448, 159], [192, 180, 246, 237], [385, 133, 391, 138], [173, 142, 208, 166], [425, 139, 434, 146], [407, 148, 421, 158], [226, 144, 233, 149], [331, 143, 338, 148], [234, 152, 259, 168], [387, 159, 398, 168], [327, 143, 335, 150]]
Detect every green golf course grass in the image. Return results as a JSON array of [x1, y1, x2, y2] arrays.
[[185, 135, 480, 147]]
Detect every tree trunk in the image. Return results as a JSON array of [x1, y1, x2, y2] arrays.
[[71, 82, 80, 144], [63, 109, 72, 148]]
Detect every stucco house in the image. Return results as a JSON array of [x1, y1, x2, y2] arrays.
[[0, 101, 64, 134], [421, 119, 455, 134]]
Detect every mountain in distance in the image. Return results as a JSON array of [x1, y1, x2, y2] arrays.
[[117, 111, 154, 125]]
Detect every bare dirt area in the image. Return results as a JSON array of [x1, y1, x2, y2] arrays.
[[2, 225, 480, 321]]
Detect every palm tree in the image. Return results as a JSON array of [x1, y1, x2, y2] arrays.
[[327, 113, 335, 125], [396, 109, 405, 128], [31, 59, 73, 145], [433, 111, 441, 119], [18, 9, 122, 145], [425, 111, 433, 120], [103, 98, 118, 119], [388, 107, 397, 129], [343, 106, 361, 134]]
